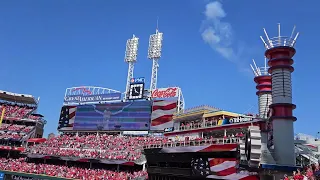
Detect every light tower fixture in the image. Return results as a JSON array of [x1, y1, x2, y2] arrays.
[[124, 34, 139, 100], [148, 29, 163, 93], [260, 23, 299, 166], [260, 23, 299, 50]]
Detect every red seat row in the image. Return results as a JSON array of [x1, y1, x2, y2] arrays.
[[0, 158, 147, 180]]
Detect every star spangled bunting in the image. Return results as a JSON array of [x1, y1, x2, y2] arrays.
[[191, 157, 210, 177], [58, 106, 77, 130]]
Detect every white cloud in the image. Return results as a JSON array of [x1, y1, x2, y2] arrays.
[[204, 1, 226, 20], [200, 1, 262, 75], [201, 1, 236, 62]]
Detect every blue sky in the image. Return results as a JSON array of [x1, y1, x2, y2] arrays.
[[0, 0, 318, 137]]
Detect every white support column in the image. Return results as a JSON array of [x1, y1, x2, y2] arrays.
[[124, 62, 134, 100]]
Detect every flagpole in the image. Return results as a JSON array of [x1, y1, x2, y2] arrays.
[[0, 107, 6, 127]]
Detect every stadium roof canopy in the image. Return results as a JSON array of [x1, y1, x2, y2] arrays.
[[31, 113, 44, 117], [173, 105, 220, 122], [0, 90, 37, 105]]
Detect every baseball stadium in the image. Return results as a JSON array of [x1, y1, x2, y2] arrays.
[[0, 23, 316, 180]]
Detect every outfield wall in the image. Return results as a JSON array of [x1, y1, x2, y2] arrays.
[[0, 170, 72, 180]]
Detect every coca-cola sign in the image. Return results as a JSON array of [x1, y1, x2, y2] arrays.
[[151, 87, 179, 98]]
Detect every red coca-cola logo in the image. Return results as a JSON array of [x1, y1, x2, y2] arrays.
[[152, 87, 178, 98]]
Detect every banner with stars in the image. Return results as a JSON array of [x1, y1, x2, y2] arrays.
[[58, 106, 77, 130]]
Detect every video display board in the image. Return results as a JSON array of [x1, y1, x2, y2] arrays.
[[73, 101, 151, 131]]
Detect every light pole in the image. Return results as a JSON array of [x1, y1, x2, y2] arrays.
[[148, 29, 163, 94], [124, 34, 139, 100]]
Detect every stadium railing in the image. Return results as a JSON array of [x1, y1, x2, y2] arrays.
[[178, 118, 263, 131], [143, 137, 241, 149]]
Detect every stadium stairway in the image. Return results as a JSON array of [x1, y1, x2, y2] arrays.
[[22, 107, 37, 119], [135, 154, 147, 165], [295, 144, 318, 164], [21, 127, 36, 142]]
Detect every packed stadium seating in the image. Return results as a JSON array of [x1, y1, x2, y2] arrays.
[[25, 134, 169, 161], [0, 124, 10, 130], [0, 103, 39, 141], [0, 158, 147, 180], [21, 126, 34, 133], [0, 104, 34, 120], [24, 133, 242, 162], [0, 123, 34, 135], [27, 115, 41, 120], [0, 132, 23, 140]]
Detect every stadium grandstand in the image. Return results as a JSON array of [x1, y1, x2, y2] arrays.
[[0, 88, 152, 180], [0, 23, 315, 180], [0, 90, 44, 149]]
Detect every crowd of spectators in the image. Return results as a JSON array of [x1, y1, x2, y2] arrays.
[[0, 123, 34, 134], [0, 103, 42, 122], [21, 126, 35, 133], [0, 158, 147, 180], [0, 132, 24, 140], [0, 104, 33, 120], [283, 164, 320, 180], [27, 115, 41, 120], [7, 124, 25, 131], [25, 134, 168, 161]]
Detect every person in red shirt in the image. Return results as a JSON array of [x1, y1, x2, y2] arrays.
[[293, 170, 304, 180]]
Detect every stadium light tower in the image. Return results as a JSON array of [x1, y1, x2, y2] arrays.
[[260, 23, 299, 166], [250, 58, 272, 119], [148, 28, 163, 93], [124, 34, 139, 100]]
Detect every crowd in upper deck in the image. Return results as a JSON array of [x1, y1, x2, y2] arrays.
[[0, 103, 43, 141], [0, 103, 41, 121], [0, 124, 34, 132], [25, 134, 169, 161], [0, 158, 147, 180]]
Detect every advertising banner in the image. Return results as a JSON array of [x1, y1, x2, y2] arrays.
[[64, 93, 121, 104], [123, 131, 149, 135], [73, 101, 151, 131], [151, 87, 179, 99], [130, 77, 145, 84], [4, 174, 51, 180], [229, 116, 253, 124], [7, 175, 45, 180]]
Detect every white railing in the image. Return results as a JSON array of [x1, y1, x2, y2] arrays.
[[264, 36, 297, 50], [143, 137, 241, 149], [176, 118, 263, 132]]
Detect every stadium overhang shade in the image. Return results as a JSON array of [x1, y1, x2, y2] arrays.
[[173, 112, 205, 122], [0, 91, 37, 105], [31, 113, 44, 117], [27, 138, 46, 143], [202, 111, 242, 118], [173, 105, 221, 122]]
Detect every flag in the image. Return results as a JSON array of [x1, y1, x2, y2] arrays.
[[206, 158, 259, 180], [162, 144, 258, 180], [191, 157, 210, 177], [0, 107, 5, 127], [150, 100, 177, 131], [58, 106, 77, 130]]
